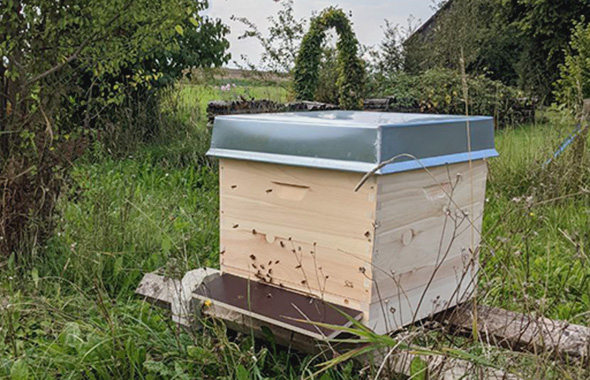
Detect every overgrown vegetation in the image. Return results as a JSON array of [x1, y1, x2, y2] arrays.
[[0, 0, 229, 258], [556, 20, 590, 114], [404, 0, 590, 102], [293, 7, 364, 109], [1, 72, 589, 379], [367, 67, 532, 127], [2, 1, 590, 379]]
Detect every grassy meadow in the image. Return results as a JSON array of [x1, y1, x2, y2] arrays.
[[1, 77, 589, 379]]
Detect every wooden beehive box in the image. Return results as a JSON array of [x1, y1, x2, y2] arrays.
[[207, 111, 497, 335]]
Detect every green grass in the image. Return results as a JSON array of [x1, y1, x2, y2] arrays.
[[171, 80, 291, 120], [1, 83, 589, 379], [481, 111, 590, 323]]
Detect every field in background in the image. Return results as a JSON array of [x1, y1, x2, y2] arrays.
[[1, 79, 589, 379]]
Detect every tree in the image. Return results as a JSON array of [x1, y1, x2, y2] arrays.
[[0, 0, 229, 257], [403, 0, 590, 101], [555, 20, 590, 114], [499, 0, 590, 101], [231, 0, 305, 74], [293, 7, 364, 109], [404, 0, 520, 84]]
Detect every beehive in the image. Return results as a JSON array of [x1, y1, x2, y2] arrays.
[[207, 111, 497, 335]]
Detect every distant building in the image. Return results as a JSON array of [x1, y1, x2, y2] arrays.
[[404, 0, 455, 46], [403, 0, 455, 73]]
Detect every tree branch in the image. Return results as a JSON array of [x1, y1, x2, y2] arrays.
[[26, 0, 135, 85]]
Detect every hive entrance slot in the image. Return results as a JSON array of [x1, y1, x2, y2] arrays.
[[272, 181, 310, 201], [193, 273, 363, 339]]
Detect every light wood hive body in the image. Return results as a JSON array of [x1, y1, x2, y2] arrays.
[[218, 157, 488, 334]]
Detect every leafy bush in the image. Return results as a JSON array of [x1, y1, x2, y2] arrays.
[[555, 21, 590, 115], [372, 68, 532, 127], [314, 47, 340, 105], [294, 7, 364, 109], [0, 0, 229, 258]]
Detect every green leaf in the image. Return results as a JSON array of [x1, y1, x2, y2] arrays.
[[161, 237, 171, 254], [175, 24, 184, 36], [410, 357, 428, 380], [31, 268, 39, 288], [113, 256, 123, 277], [236, 364, 249, 380], [260, 325, 276, 349], [10, 359, 30, 380], [189, 17, 199, 27]]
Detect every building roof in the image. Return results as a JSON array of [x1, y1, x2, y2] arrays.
[[405, 0, 455, 45]]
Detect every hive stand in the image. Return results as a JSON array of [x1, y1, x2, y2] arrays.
[[136, 269, 590, 380]]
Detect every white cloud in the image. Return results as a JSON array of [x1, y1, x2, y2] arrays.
[[207, 0, 435, 68]]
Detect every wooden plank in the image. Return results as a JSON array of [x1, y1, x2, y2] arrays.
[[437, 302, 590, 362], [199, 292, 523, 379], [193, 273, 364, 340], [203, 302, 326, 354], [201, 300, 523, 380], [219, 158, 377, 307], [379, 349, 524, 380], [137, 268, 523, 379], [204, 301, 524, 379]]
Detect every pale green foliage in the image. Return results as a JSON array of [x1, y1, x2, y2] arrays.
[[555, 21, 590, 114]]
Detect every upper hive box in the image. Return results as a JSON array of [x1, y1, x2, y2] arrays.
[[207, 111, 497, 335]]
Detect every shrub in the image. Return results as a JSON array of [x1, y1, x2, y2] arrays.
[[372, 68, 533, 127], [314, 47, 340, 105], [0, 0, 229, 258], [293, 7, 364, 109], [555, 20, 590, 115]]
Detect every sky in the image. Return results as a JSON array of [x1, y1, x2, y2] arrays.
[[206, 0, 436, 68]]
